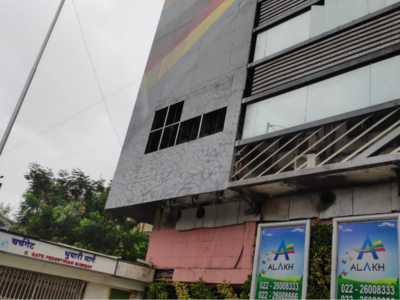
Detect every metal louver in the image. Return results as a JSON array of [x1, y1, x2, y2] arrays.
[[258, 0, 311, 27], [249, 8, 400, 97]]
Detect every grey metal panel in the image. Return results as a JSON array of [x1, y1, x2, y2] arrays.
[[319, 188, 353, 219], [215, 202, 240, 227], [391, 181, 400, 211], [289, 193, 319, 219], [203, 205, 218, 228], [261, 196, 290, 221], [176, 208, 196, 231], [105, 0, 257, 219], [238, 200, 261, 223], [353, 183, 392, 215]]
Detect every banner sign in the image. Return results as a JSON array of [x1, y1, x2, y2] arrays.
[[0, 231, 117, 274], [250, 221, 310, 300], [332, 215, 400, 300]]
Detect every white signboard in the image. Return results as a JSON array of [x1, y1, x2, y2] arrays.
[[0, 231, 117, 275]]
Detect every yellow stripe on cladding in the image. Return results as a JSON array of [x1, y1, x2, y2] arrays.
[[163, 0, 180, 11], [146, 0, 236, 89]]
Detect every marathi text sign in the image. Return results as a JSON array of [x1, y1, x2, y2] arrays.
[[0, 231, 117, 275], [336, 219, 399, 300], [251, 221, 310, 300]]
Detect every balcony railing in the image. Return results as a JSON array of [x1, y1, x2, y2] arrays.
[[231, 107, 400, 182]]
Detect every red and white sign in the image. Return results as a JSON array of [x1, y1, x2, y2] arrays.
[[0, 231, 117, 274]]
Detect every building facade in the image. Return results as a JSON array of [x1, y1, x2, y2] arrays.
[[106, 0, 400, 287], [0, 229, 154, 299]]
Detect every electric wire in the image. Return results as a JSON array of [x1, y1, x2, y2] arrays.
[[0, 142, 120, 176], [71, 0, 122, 145], [2, 77, 140, 155]]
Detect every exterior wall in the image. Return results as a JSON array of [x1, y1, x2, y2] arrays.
[[0, 253, 147, 293], [84, 283, 110, 299], [261, 181, 400, 221], [106, 0, 257, 221], [146, 222, 257, 284]]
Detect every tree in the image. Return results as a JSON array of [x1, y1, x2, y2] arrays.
[[0, 202, 12, 219], [14, 163, 149, 261]]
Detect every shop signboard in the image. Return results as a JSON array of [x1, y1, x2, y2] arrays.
[[0, 230, 117, 274], [331, 215, 400, 300], [250, 220, 310, 300]]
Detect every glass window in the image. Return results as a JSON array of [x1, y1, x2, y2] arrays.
[[306, 66, 370, 123], [371, 55, 400, 106], [177, 117, 201, 145], [166, 101, 184, 125], [242, 88, 307, 139], [199, 107, 227, 138], [145, 129, 162, 153], [145, 102, 228, 153], [253, 11, 311, 61], [242, 55, 400, 140], [159, 124, 179, 150], [151, 107, 168, 131]]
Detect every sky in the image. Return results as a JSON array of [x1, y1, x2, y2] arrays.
[[0, 0, 164, 215]]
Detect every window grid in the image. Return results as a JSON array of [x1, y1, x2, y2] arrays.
[[145, 104, 227, 154]]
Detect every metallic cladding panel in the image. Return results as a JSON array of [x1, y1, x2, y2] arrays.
[[106, 0, 257, 218]]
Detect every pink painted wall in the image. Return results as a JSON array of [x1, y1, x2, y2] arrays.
[[146, 222, 257, 284]]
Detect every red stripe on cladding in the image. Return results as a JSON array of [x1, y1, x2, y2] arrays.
[[145, 0, 226, 74]]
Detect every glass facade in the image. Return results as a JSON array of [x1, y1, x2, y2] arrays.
[[242, 55, 400, 140]]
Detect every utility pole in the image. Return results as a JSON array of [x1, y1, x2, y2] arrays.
[[0, 0, 65, 157]]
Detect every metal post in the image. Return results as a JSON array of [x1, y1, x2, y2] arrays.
[[0, 0, 65, 156]]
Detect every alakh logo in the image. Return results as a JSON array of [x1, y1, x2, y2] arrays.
[[267, 240, 295, 271], [349, 236, 386, 272], [353, 235, 386, 260], [271, 240, 295, 261]]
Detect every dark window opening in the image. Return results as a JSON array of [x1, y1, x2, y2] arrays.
[[200, 107, 227, 138], [176, 116, 201, 145], [145, 129, 162, 153], [166, 101, 184, 126], [145, 103, 227, 154], [151, 107, 168, 131], [159, 124, 179, 150]]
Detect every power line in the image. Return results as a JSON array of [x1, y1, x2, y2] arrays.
[[2, 77, 140, 155], [0, 142, 120, 176], [71, 0, 121, 145]]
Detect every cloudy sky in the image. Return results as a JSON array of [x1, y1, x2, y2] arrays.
[[0, 0, 163, 214]]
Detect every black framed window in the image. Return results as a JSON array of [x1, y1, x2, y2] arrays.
[[145, 102, 183, 154], [145, 104, 227, 154], [199, 107, 227, 138], [176, 116, 201, 145]]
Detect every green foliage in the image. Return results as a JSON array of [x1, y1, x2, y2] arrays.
[[14, 163, 149, 261], [217, 281, 239, 299], [190, 278, 217, 299], [0, 202, 12, 219], [173, 281, 191, 299], [307, 222, 333, 299], [240, 274, 252, 299], [146, 282, 169, 299]]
